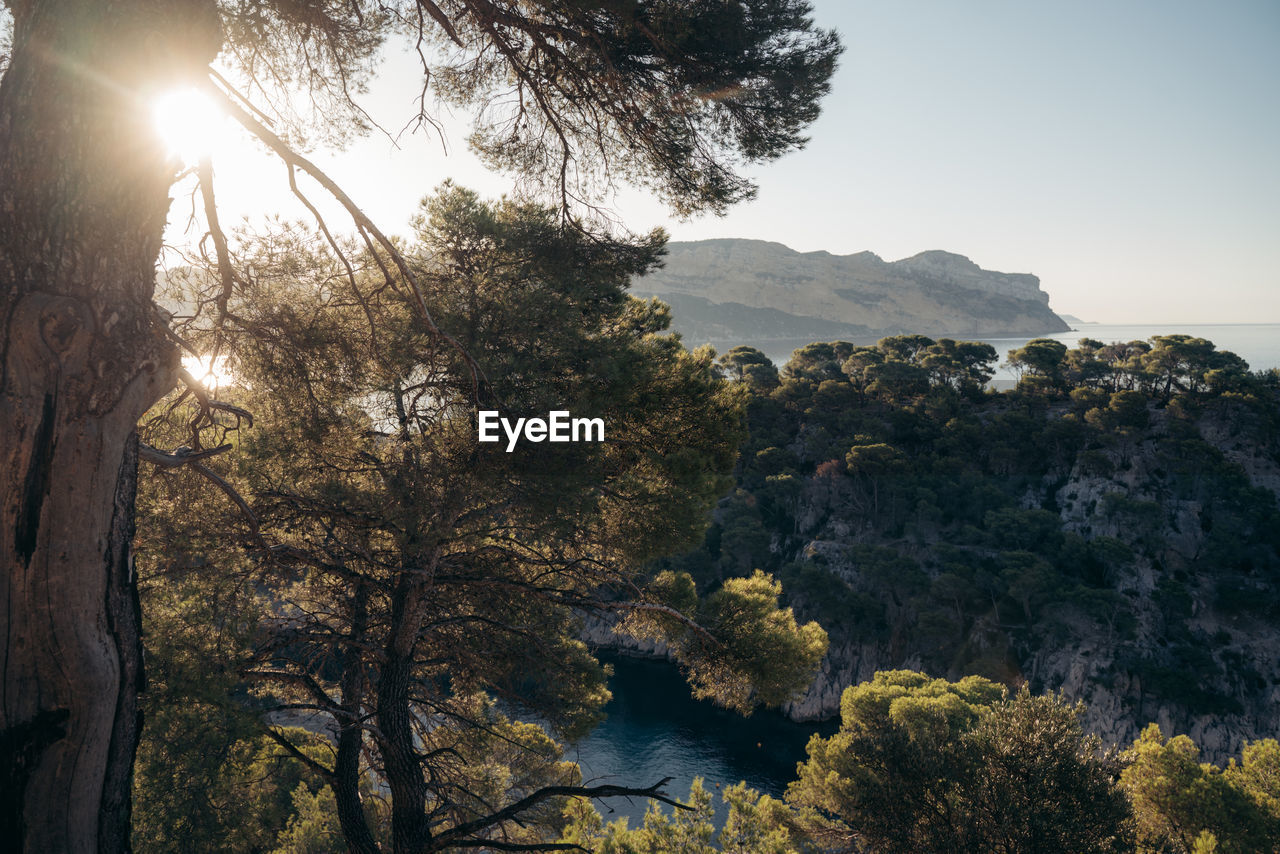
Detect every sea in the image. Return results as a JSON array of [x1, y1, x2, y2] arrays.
[[728, 322, 1280, 382]]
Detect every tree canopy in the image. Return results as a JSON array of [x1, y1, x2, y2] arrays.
[[662, 332, 1280, 740], [0, 3, 841, 850], [203, 0, 841, 215], [786, 671, 1133, 854], [137, 184, 827, 852], [1120, 725, 1280, 854]]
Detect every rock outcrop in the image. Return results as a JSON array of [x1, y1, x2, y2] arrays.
[[773, 405, 1280, 764], [633, 239, 1069, 345]]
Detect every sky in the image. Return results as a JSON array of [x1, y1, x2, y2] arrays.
[[187, 0, 1280, 324]]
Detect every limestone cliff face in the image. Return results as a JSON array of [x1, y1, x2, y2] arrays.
[[776, 406, 1280, 764], [580, 365, 1278, 764], [634, 239, 1069, 342]]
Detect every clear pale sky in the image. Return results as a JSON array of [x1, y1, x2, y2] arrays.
[[198, 0, 1280, 324]]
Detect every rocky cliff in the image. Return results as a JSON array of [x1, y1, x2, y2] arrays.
[[586, 336, 1280, 765], [771, 402, 1280, 764], [634, 239, 1069, 344]]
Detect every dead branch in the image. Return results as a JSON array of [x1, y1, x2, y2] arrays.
[[138, 442, 233, 468], [179, 366, 254, 428], [432, 777, 688, 850], [196, 154, 242, 317]]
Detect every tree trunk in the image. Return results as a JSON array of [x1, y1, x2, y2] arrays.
[[0, 2, 219, 850], [334, 584, 380, 854], [379, 575, 433, 854]]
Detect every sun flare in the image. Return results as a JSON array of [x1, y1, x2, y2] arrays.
[[181, 353, 237, 390], [152, 88, 226, 164]]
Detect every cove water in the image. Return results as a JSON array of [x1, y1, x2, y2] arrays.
[[564, 655, 834, 827]]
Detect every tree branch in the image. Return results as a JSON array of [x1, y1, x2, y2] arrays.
[[432, 778, 688, 849], [178, 366, 254, 427], [262, 726, 336, 781], [196, 154, 242, 317], [201, 73, 488, 402], [448, 842, 587, 852], [417, 0, 464, 47], [188, 460, 264, 544], [138, 442, 233, 468]]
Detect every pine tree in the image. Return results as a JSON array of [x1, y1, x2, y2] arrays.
[[137, 185, 826, 852], [0, 3, 840, 848]]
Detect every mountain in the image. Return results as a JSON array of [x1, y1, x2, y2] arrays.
[[633, 239, 1069, 346]]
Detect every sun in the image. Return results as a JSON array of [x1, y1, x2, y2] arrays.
[[181, 353, 237, 390], [152, 88, 227, 164]]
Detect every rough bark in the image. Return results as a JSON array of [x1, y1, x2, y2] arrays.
[[334, 584, 380, 854], [0, 1, 219, 850], [379, 574, 433, 854]]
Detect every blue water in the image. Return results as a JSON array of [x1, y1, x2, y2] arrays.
[[564, 655, 832, 826], [743, 322, 1280, 381]]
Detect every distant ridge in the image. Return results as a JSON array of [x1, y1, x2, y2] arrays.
[[633, 239, 1069, 347]]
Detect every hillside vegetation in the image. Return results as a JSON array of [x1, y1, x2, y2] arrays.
[[656, 334, 1280, 761], [130, 194, 1278, 848]]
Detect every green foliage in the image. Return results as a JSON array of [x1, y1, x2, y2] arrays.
[[964, 689, 1133, 853], [271, 785, 346, 854], [922, 338, 998, 394], [561, 779, 808, 854], [1225, 739, 1280, 819], [1007, 338, 1069, 391], [779, 561, 885, 638], [783, 342, 857, 383], [560, 780, 717, 854], [131, 480, 325, 852], [844, 441, 904, 476], [142, 185, 834, 851], [11, 0, 846, 848], [627, 570, 828, 713], [866, 358, 931, 402], [1121, 725, 1280, 854], [133, 464, 387, 850], [1141, 336, 1250, 400], [719, 346, 781, 390], [787, 672, 1132, 854], [662, 330, 1280, 721], [1191, 830, 1220, 854], [716, 491, 775, 576], [720, 782, 809, 854], [213, 0, 842, 216]]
